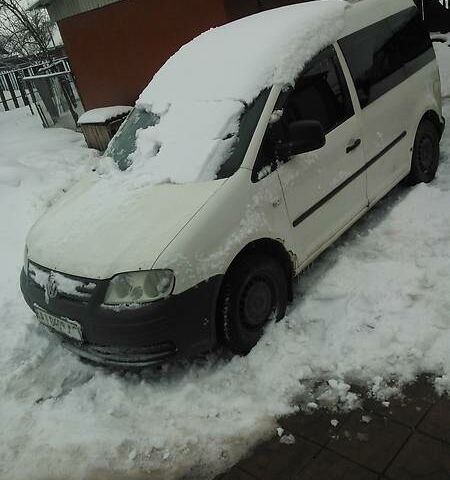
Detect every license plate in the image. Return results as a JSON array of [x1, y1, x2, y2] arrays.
[[34, 305, 83, 342]]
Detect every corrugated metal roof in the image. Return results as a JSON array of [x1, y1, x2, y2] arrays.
[[24, 0, 52, 9], [29, 0, 123, 21]]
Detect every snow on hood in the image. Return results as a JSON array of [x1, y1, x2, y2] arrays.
[[27, 173, 225, 279], [114, 0, 347, 185]]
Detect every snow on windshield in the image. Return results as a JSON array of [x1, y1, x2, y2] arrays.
[[128, 100, 244, 183], [109, 0, 346, 185]]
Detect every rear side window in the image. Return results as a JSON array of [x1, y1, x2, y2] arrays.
[[388, 7, 434, 76], [339, 18, 405, 108], [339, 7, 434, 109]]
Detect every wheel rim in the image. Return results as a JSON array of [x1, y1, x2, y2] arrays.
[[240, 276, 275, 328], [417, 134, 435, 175]]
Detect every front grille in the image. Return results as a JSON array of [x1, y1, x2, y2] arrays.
[[28, 262, 97, 303]]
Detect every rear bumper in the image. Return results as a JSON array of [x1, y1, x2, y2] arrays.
[[20, 267, 222, 368]]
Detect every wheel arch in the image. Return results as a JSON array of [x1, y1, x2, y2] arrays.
[[405, 108, 442, 186], [420, 110, 443, 139], [214, 237, 295, 347], [219, 237, 295, 302]]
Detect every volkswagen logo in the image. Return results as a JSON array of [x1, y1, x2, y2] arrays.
[[45, 272, 58, 301]]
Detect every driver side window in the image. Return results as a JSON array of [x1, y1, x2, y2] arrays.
[[253, 46, 354, 182], [283, 46, 354, 134]]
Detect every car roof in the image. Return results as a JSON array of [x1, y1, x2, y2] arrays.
[[341, 0, 416, 38]]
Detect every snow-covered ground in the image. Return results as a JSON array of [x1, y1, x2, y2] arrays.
[[2, 48, 450, 480], [433, 33, 450, 96]]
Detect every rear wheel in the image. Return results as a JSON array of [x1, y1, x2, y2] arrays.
[[405, 119, 440, 186], [217, 254, 288, 355]]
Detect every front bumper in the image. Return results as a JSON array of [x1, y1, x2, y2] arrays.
[[20, 266, 222, 367]]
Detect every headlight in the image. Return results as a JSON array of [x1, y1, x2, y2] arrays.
[[104, 270, 175, 305], [24, 245, 29, 276]]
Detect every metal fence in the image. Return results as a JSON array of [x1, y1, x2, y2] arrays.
[[0, 58, 71, 112], [0, 58, 83, 128]]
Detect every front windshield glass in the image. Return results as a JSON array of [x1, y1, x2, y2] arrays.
[[105, 89, 270, 181], [105, 109, 159, 171], [216, 89, 269, 179]]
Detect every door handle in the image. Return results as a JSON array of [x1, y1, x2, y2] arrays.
[[346, 138, 361, 154]]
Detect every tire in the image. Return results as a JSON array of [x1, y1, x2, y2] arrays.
[[217, 254, 288, 355], [405, 119, 440, 186]]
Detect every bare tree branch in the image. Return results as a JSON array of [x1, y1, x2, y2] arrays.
[[0, 0, 54, 59]]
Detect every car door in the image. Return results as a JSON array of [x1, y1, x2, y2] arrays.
[[273, 46, 367, 265], [339, 13, 411, 205]]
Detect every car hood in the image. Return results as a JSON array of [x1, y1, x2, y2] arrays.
[[27, 173, 225, 279]]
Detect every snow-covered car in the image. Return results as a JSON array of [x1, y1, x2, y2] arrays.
[[20, 0, 445, 367]]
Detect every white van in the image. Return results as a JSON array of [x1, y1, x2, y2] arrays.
[[21, 0, 444, 367]]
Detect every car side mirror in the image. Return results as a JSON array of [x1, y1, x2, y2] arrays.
[[275, 120, 325, 158]]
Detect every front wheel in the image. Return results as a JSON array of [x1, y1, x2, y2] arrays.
[[217, 254, 288, 355], [405, 119, 440, 186]]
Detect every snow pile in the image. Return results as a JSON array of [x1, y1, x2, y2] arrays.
[[433, 34, 450, 97], [78, 106, 132, 125], [2, 102, 450, 479], [0, 108, 96, 330], [120, 0, 346, 184]]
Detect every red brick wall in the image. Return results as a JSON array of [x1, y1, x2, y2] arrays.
[[58, 0, 228, 110], [259, 0, 315, 9], [224, 0, 260, 21]]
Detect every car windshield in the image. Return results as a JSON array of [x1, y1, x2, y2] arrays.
[[105, 108, 159, 171], [104, 89, 270, 180]]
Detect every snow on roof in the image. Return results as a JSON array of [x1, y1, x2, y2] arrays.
[[137, 0, 347, 112], [78, 106, 132, 125], [126, 1, 347, 185]]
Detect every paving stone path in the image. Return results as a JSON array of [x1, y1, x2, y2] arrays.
[[215, 376, 450, 480]]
